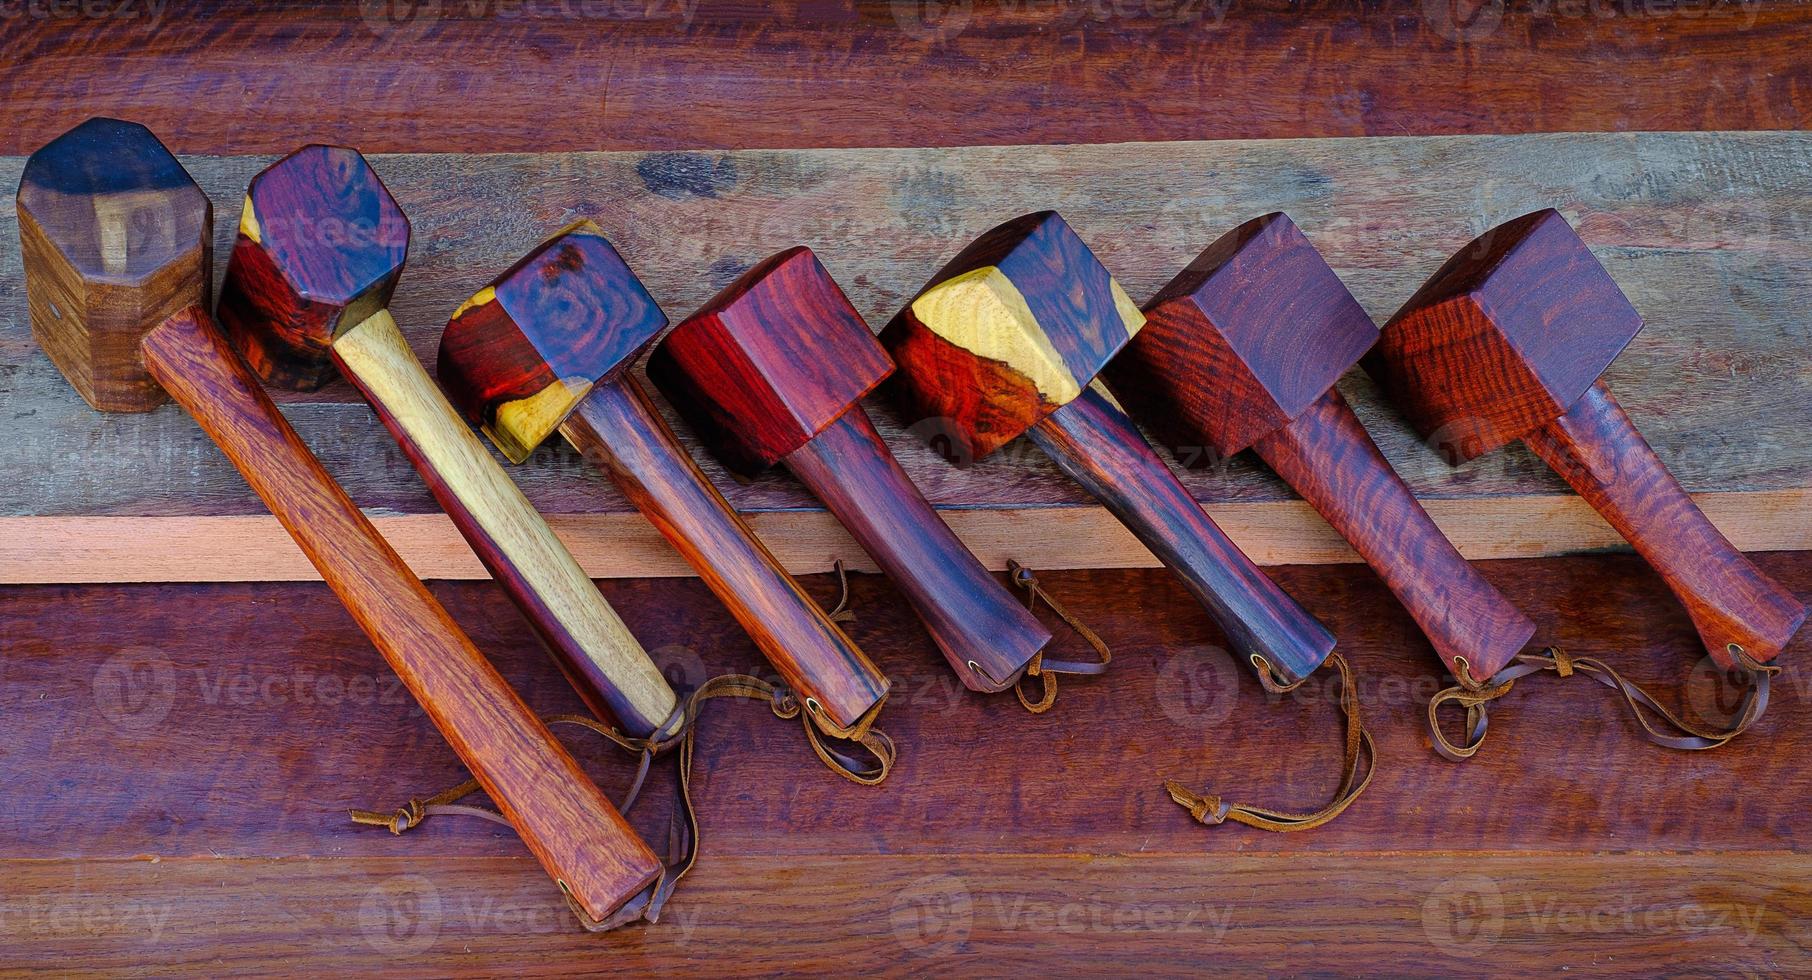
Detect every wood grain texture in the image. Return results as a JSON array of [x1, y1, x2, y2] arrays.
[[216, 144, 409, 391], [1030, 387, 1336, 685], [1376, 210, 1807, 669], [562, 379, 890, 736], [783, 409, 1050, 692], [647, 245, 893, 478], [15, 117, 210, 412], [0, 853, 1804, 973], [4, 1, 1811, 155], [2, 136, 1808, 555], [333, 309, 677, 737], [1529, 383, 1807, 667], [1107, 212, 1535, 680], [137, 307, 660, 923], [649, 244, 1046, 690]]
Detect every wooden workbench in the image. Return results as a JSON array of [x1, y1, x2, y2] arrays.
[[3, 2, 1809, 973]]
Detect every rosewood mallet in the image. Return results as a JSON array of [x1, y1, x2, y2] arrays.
[[213, 145, 678, 738], [647, 247, 1051, 693], [1367, 208, 1805, 675], [1105, 213, 1537, 683], [882, 211, 1336, 687], [17, 118, 661, 923], [437, 223, 891, 739]]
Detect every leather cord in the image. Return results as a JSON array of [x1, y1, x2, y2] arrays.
[[1164, 652, 1375, 832], [1427, 645, 1777, 761], [348, 673, 893, 931], [1007, 560, 1113, 713]]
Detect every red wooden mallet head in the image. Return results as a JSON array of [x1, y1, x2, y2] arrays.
[[647, 247, 1051, 692], [1368, 209, 1805, 669], [1105, 213, 1536, 682], [882, 211, 1336, 687]]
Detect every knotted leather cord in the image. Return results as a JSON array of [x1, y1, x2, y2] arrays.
[[1426, 645, 1778, 762], [348, 672, 894, 931], [1006, 560, 1113, 713], [1163, 652, 1375, 832]]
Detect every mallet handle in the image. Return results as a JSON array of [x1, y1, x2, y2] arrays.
[[1252, 387, 1536, 681], [1527, 381, 1805, 667], [562, 377, 891, 733], [330, 310, 678, 737], [1030, 386, 1336, 685], [140, 306, 661, 923], [783, 407, 1051, 692]]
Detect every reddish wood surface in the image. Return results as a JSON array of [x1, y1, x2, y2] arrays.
[[650, 245, 1048, 691], [1030, 388, 1336, 686], [563, 380, 891, 735], [1107, 212, 1535, 680], [216, 144, 410, 391], [783, 409, 1050, 692], [1374, 210, 1807, 669], [137, 307, 660, 923], [3, 2, 1810, 155], [1529, 383, 1807, 666]]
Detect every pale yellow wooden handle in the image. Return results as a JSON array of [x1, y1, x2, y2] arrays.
[[334, 310, 678, 736]]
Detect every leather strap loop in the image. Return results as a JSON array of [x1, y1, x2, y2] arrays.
[[1007, 560, 1113, 713], [1427, 646, 1777, 762], [1164, 652, 1375, 833]]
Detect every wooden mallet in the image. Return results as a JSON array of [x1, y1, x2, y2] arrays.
[[17, 118, 662, 925], [437, 223, 892, 741], [883, 211, 1336, 689], [1104, 213, 1537, 684], [1368, 208, 1805, 676], [213, 145, 677, 738], [647, 246, 1051, 693]]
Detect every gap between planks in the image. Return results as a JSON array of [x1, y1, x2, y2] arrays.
[[2, 489, 1806, 584]]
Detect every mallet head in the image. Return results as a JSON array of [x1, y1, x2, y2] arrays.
[[437, 221, 668, 463], [1105, 212, 1379, 458], [646, 246, 894, 479], [17, 117, 211, 412], [1365, 208, 1645, 463], [216, 144, 410, 391], [879, 210, 1146, 464]]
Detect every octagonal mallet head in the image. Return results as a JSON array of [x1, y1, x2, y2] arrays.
[[216, 144, 410, 391], [1371, 208, 1804, 668], [880, 210, 1146, 464], [1104, 212, 1535, 683], [17, 117, 211, 412], [437, 220, 667, 464], [648, 246, 1051, 693]]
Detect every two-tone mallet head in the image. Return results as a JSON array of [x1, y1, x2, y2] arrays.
[[438, 225, 891, 737], [18, 117, 211, 412], [647, 246, 1051, 692], [1104, 213, 1535, 682], [884, 211, 1335, 686], [1370, 208, 1804, 666], [215, 145, 409, 390]]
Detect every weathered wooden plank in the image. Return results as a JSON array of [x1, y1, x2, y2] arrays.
[[4, 555, 1809, 863], [3, 0, 1810, 155], [2, 491, 1808, 583], [2, 132, 1808, 576], [0, 853, 1802, 974]]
